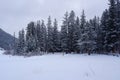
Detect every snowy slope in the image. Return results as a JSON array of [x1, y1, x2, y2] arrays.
[[0, 53, 120, 80]]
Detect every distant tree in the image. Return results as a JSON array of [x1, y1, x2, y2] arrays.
[[21, 29, 25, 54], [13, 32, 17, 55]]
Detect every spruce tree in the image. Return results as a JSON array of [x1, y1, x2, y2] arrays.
[[26, 22, 36, 53], [52, 19, 59, 52], [41, 20, 47, 52], [16, 29, 25, 55], [61, 12, 69, 53], [73, 17, 80, 53], [105, 0, 118, 53], [116, 0, 120, 53], [100, 9, 109, 53], [21, 29, 25, 54], [13, 32, 17, 55], [47, 16, 54, 52], [78, 10, 87, 53], [89, 17, 99, 54], [68, 10, 76, 53], [36, 20, 41, 52]]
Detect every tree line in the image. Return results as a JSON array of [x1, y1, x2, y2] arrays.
[[12, 0, 120, 56]]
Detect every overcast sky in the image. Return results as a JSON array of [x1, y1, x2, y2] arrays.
[[0, 0, 108, 35]]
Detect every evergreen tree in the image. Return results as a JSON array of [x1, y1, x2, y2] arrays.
[[26, 22, 36, 53], [100, 9, 109, 53], [13, 32, 17, 55], [36, 20, 47, 53], [89, 17, 99, 54], [73, 17, 80, 53], [95, 17, 103, 54], [80, 10, 86, 35], [76, 17, 81, 39], [116, 0, 120, 53], [52, 19, 59, 52], [16, 29, 25, 55], [47, 16, 54, 52], [61, 12, 69, 53], [68, 10, 76, 53], [105, 0, 118, 53], [36, 20, 41, 52], [41, 20, 47, 52], [21, 29, 25, 54], [78, 10, 87, 53]]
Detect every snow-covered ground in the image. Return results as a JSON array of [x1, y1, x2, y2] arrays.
[[0, 51, 120, 80]]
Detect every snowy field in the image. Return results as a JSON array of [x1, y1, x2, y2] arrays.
[[0, 51, 120, 80]]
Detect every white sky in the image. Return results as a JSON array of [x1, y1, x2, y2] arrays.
[[0, 0, 108, 35]]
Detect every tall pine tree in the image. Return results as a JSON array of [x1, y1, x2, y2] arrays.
[[61, 12, 69, 53], [52, 19, 59, 52], [68, 10, 76, 53], [47, 16, 54, 52], [26, 22, 36, 53], [105, 0, 118, 53]]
